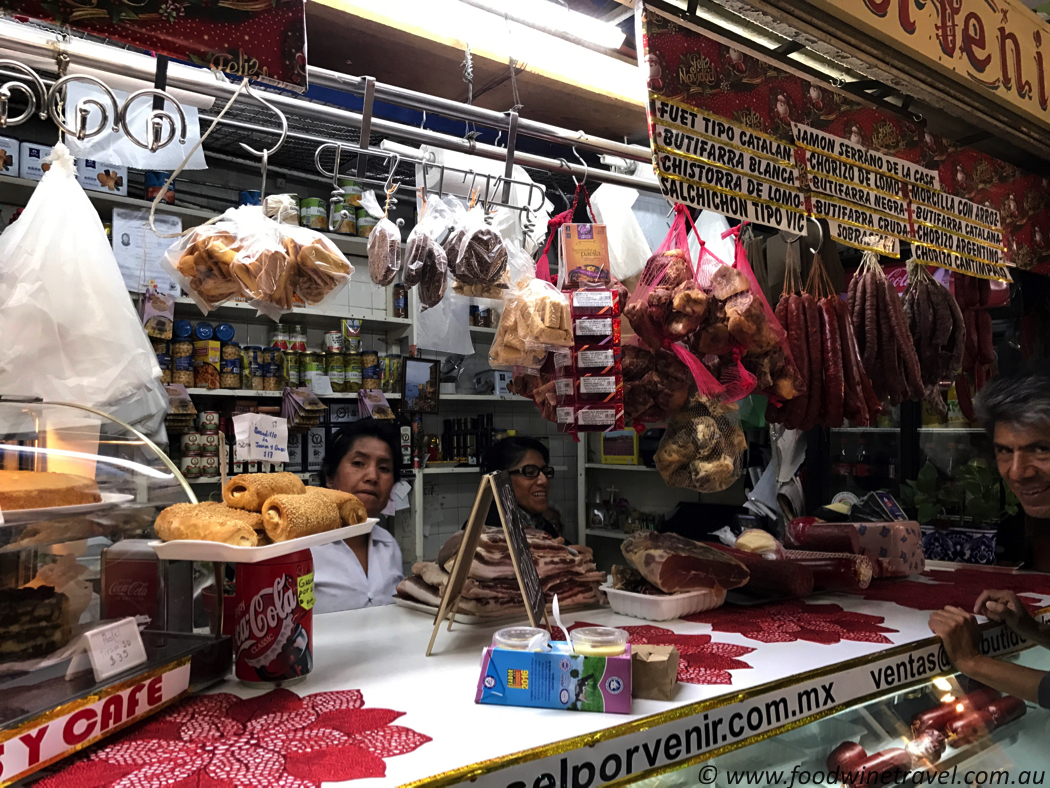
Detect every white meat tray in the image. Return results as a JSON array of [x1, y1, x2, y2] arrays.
[[602, 583, 724, 621], [149, 518, 377, 563]]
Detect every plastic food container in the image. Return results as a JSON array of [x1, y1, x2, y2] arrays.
[[601, 584, 725, 622], [492, 627, 550, 652], [569, 626, 628, 656]]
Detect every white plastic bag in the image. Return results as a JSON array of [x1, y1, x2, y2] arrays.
[[414, 284, 475, 356], [591, 185, 652, 283], [0, 142, 167, 435]]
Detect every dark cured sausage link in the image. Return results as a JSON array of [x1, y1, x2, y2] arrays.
[[956, 372, 975, 421], [708, 544, 814, 598], [977, 309, 995, 365], [835, 297, 878, 425], [876, 279, 904, 404], [782, 295, 809, 429], [801, 293, 824, 431], [782, 550, 874, 590], [944, 285, 966, 377], [847, 272, 862, 330], [884, 278, 924, 401], [789, 520, 860, 553], [833, 297, 870, 426], [820, 298, 844, 428], [917, 284, 939, 386], [862, 272, 879, 377], [985, 696, 1027, 727], [851, 273, 868, 357], [910, 686, 1001, 737], [847, 749, 912, 787], [978, 276, 991, 307], [963, 308, 978, 372], [946, 709, 995, 746], [974, 360, 987, 391], [827, 742, 867, 774], [930, 285, 955, 382]]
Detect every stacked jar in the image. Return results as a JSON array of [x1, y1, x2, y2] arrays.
[[301, 351, 324, 391], [179, 431, 202, 479], [362, 350, 381, 390], [324, 331, 345, 392], [289, 325, 307, 353], [198, 410, 220, 478], [171, 320, 195, 387], [216, 323, 241, 390], [261, 348, 285, 391]]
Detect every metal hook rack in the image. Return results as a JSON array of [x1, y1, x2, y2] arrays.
[[48, 74, 120, 141], [0, 59, 48, 127], [237, 83, 289, 201], [420, 159, 546, 215], [314, 141, 406, 230], [118, 88, 188, 152]]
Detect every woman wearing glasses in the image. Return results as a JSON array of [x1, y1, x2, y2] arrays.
[[479, 436, 560, 538]]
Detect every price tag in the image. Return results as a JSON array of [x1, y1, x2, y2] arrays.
[[311, 375, 334, 396], [85, 618, 147, 681], [297, 572, 316, 611], [233, 413, 290, 463]]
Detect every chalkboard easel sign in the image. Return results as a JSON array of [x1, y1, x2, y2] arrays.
[[425, 471, 549, 656]]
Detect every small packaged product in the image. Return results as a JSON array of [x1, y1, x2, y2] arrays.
[[361, 190, 403, 287], [558, 223, 611, 289], [574, 315, 620, 346], [571, 403, 625, 433], [452, 203, 510, 299], [569, 287, 621, 317], [403, 195, 450, 291]]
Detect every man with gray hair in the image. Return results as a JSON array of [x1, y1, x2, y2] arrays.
[[928, 362, 1050, 709]]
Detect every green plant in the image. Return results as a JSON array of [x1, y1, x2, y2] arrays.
[[901, 459, 1018, 527]]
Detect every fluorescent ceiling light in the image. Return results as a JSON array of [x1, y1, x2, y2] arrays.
[[486, 0, 627, 50]]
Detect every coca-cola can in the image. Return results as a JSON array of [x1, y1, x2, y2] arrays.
[[232, 550, 314, 687]]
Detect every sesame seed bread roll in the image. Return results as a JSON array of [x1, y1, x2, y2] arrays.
[[306, 487, 368, 526], [262, 493, 341, 542], [223, 472, 305, 512], [154, 502, 260, 547]]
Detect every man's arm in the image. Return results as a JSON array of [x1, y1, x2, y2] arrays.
[[974, 590, 1050, 649], [930, 606, 1049, 706]]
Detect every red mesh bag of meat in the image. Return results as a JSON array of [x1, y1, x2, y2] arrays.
[[692, 224, 801, 404], [654, 391, 747, 493], [624, 204, 725, 406]]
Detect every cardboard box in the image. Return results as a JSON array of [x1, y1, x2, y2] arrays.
[[601, 430, 640, 465], [559, 224, 610, 288], [0, 136, 18, 176], [476, 644, 632, 714], [78, 158, 127, 195], [19, 142, 54, 181]]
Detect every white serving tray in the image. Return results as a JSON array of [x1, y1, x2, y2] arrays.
[[3, 492, 134, 525], [149, 517, 377, 563], [601, 583, 724, 621]]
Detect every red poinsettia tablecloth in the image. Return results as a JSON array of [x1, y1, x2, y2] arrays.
[[38, 689, 430, 788]]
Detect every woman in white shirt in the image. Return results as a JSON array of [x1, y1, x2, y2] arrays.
[[311, 419, 404, 613]]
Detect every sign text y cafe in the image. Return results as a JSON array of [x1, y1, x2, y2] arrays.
[[805, 0, 1050, 130]]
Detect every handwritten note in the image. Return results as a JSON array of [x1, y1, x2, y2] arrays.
[[233, 413, 290, 463], [85, 618, 147, 681]]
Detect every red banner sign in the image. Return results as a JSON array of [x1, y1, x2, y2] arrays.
[[11, 0, 306, 90]]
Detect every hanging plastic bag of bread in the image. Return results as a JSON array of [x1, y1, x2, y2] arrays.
[[0, 142, 169, 438], [697, 224, 802, 406], [362, 189, 403, 287], [403, 191, 450, 292], [623, 203, 727, 409], [655, 392, 746, 493], [488, 242, 570, 370], [452, 198, 510, 299], [164, 204, 293, 321], [274, 223, 355, 308]]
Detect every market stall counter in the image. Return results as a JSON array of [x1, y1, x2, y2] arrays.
[[38, 564, 1050, 787]]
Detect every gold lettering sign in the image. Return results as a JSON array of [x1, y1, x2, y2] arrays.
[[678, 53, 717, 95], [801, 0, 1050, 132]]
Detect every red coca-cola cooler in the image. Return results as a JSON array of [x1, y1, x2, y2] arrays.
[[101, 539, 194, 631]]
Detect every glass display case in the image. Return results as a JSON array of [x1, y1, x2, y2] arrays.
[[629, 647, 1049, 787], [0, 398, 229, 784]]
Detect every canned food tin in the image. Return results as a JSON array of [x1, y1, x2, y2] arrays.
[[198, 411, 220, 432], [337, 178, 364, 207], [326, 351, 346, 392], [215, 323, 236, 343], [232, 550, 314, 687], [193, 322, 214, 341], [201, 455, 220, 477], [356, 209, 378, 237], [201, 433, 220, 456], [300, 197, 327, 230], [345, 353, 363, 393], [387, 355, 401, 393], [180, 432, 202, 456], [392, 284, 408, 319], [173, 319, 193, 340], [323, 331, 344, 353], [331, 203, 357, 235], [179, 455, 202, 478]]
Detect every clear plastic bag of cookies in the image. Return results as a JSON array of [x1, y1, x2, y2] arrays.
[[279, 224, 355, 307], [451, 205, 510, 298], [404, 195, 450, 290]]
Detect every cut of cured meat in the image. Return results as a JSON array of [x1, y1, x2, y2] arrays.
[[621, 532, 749, 594]]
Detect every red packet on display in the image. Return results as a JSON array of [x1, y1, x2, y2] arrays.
[[570, 288, 620, 317], [574, 316, 621, 346], [572, 403, 625, 432]]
